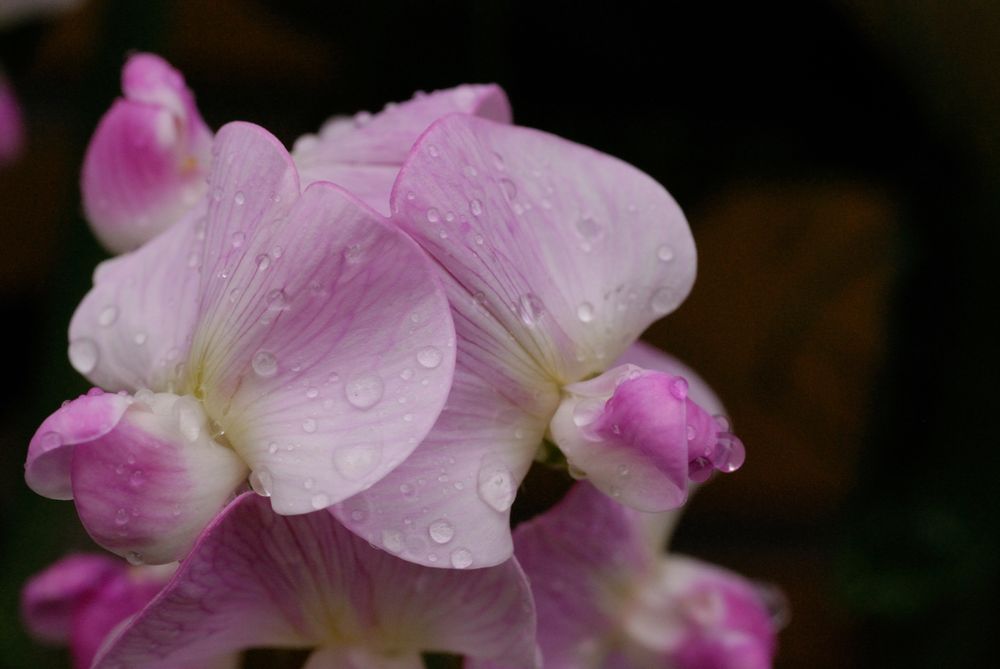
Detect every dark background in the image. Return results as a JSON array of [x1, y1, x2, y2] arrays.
[[2, 1, 998, 667]]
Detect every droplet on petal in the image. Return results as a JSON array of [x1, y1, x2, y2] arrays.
[[577, 302, 595, 323], [68, 338, 99, 375], [428, 519, 455, 544], [477, 461, 515, 512], [416, 346, 443, 369], [252, 350, 278, 378], [450, 547, 473, 568], [657, 244, 675, 262], [332, 444, 381, 480], [98, 306, 119, 327], [249, 468, 273, 497], [344, 374, 384, 409], [517, 293, 545, 326]]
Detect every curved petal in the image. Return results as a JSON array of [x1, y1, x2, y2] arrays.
[[21, 553, 122, 643], [333, 363, 551, 569], [550, 364, 744, 512], [294, 84, 511, 215], [82, 53, 212, 253], [25, 390, 132, 500], [390, 114, 696, 386], [69, 392, 247, 564], [68, 206, 204, 393], [0, 71, 25, 166], [189, 122, 456, 515], [95, 494, 538, 669]]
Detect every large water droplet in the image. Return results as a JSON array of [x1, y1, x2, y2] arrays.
[[256, 254, 271, 271], [98, 305, 119, 327], [416, 346, 443, 369], [428, 519, 455, 544], [252, 351, 278, 377], [249, 468, 273, 497], [450, 548, 473, 568], [669, 376, 689, 400], [333, 444, 381, 480], [712, 433, 746, 473], [477, 462, 515, 512], [577, 302, 595, 323], [517, 293, 545, 326], [69, 338, 99, 375], [651, 287, 675, 314], [345, 374, 384, 409]]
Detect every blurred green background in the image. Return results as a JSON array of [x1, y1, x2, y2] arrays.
[[2, 1, 998, 667]]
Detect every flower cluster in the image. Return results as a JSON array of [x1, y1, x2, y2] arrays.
[[22, 53, 781, 668]]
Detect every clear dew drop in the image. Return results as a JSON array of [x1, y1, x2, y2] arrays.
[[115, 508, 129, 526], [517, 293, 545, 326], [669, 376, 689, 400], [576, 216, 603, 241], [252, 350, 278, 378], [428, 144, 440, 158], [249, 468, 273, 497], [477, 462, 515, 512], [657, 245, 675, 262], [305, 387, 319, 399], [98, 305, 119, 327], [450, 548, 473, 569], [68, 338, 99, 375], [255, 254, 271, 271], [125, 551, 144, 566], [469, 198, 483, 216], [343, 244, 363, 264], [234, 191, 246, 206], [499, 178, 517, 199], [577, 302, 595, 323], [426, 208, 440, 223], [302, 418, 317, 433], [428, 519, 455, 544], [382, 530, 405, 554], [133, 332, 147, 346], [231, 231, 245, 248], [310, 493, 331, 510], [416, 346, 443, 369], [651, 287, 675, 314], [345, 374, 384, 409], [333, 444, 381, 480]]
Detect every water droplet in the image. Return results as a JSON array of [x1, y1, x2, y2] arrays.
[[400, 483, 415, 497], [712, 433, 746, 473], [651, 287, 675, 314], [382, 529, 405, 553], [469, 198, 483, 216], [500, 178, 517, 199], [428, 144, 439, 158], [231, 231, 245, 248], [450, 548, 473, 568], [517, 293, 545, 326], [406, 191, 416, 201], [416, 346, 443, 369], [657, 245, 675, 262], [302, 418, 317, 433], [687, 424, 697, 441], [126, 551, 145, 566], [98, 306, 119, 327], [306, 387, 319, 399], [428, 519, 455, 544], [669, 376, 689, 400], [333, 444, 381, 480], [345, 374, 384, 409], [115, 508, 129, 526], [133, 332, 147, 346], [234, 191, 246, 206], [403, 413, 413, 422], [304, 478, 314, 489], [576, 216, 603, 241], [688, 456, 714, 483], [172, 396, 203, 442], [714, 414, 731, 432], [68, 338, 99, 375], [252, 351, 278, 378], [129, 470, 144, 487], [310, 493, 331, 510], [267, 442, 279, 455], [249, 468, 273, 497], [617, 464, 630, 478], [426, 208, 441, 223], [256, 254, 271, 271], [477, 462, 515, 512], [343, 244, 363, 264], [577, 302, 595, 323], [400, 368, 415, 380]]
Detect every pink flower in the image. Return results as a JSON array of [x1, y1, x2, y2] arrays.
[[472, 482, 781, 669], [25, 121, 456, 565], [21, 553, 175, 669], [0, 70, 25, 166], [326, 103, 744, 567], [81, 53, 213, 253], [92, 493, 539, 669]]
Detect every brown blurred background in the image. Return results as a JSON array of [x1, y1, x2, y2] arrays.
[[2, 1, 999, 667]]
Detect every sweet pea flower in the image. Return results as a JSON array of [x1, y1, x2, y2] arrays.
[[472, 482, 780, 669], [21, 553, 178, 669], [81, 53, 213, 253], [329, 107, 744, 567], [0, 69, 25, 166], [93, 493, 539, 669], [25, 121, 456, 565]]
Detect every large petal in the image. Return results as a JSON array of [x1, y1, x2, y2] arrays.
[[21, 553, 122, 643], [188, 122, 456, 515], [95, 494, 538, 668], [68, 206, 204, 393], [333, 362, 552, 569], [390, 114, 696, 386], [294, 84, 511, 215], [81, 53, 213, 253], [39, 391, 247, 564]]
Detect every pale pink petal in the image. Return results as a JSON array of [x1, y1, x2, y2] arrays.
[[550, 365, 744, 512], [68, 207, 203, 393], [0, 71, 25, 166], [334, 361, 549, 568], [294, 84, 510, 215], [95, 494, 537, 668], [615, 341, 725, 416], [190, 122, 455, 515], [303, 647, 422, 669], [82, 53, 212, 253], [67, 392, 247, 564], [25, 390, 132, 500], [390, 114, 696, 386], [21, 553, 121, 643]]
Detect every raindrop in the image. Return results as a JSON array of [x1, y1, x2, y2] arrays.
[[712, 433, 746, 473], [469, 198, 483, 216], [231, 231, 245, 248], [517, 293, 545, 326], [134, 332, 147, 346], [416, 346, 443, 369], [576, 216, 603, 241], [302, 418, 317, 433], [345, 374, 384, 409], [98, 306, 119, 327], [477, 462, 515, 512], [657, 245, 675, 262], [68, 338, 99, 375], [428, 144, 440, 158], [343, 244, 363, 264], [234, 191, 245, 206], [311, 493, 331, 510], [651, 287, 674, 314], [306, 387, 319, 399], [428, 519, 455, 544], [255, 254, 271, 271], [249, 469, 272, 497], [115, 508, 129, 526], [669, 376, 689, 401], [426, 208, 441, 223], [333, 444, 381, 480], [500, 178, 517, 199], [252, 351, 278, 378], [577, 302, 595, 323], [450, 548, 473, 568], [382, 530, 405, 553], [126, 552, 144, 566]]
